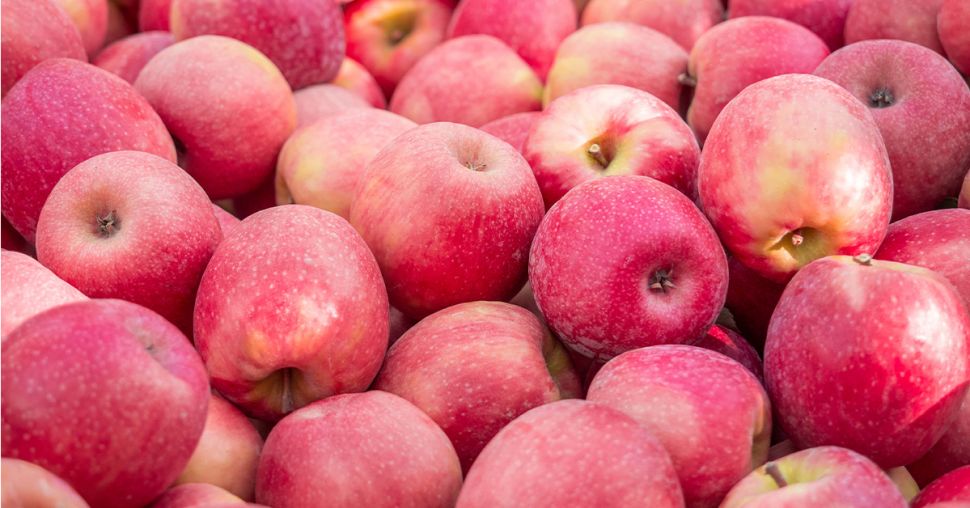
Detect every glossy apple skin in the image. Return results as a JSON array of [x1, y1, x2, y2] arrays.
[[720, 446, 908, 508], [939, 0, 970, 74], [0, 250, 86, 340], [728, 0, 853, 50], [765, 256, 970, 468], [194, 205, 388, 421], [170, 0, 344, 89], [845, 0, 945, 54], [456, 400, 685, 508], [543, 22, 687, 112], [697, 74, 892, 283], [135, 36, 297, 199], [256, 391, 463, 508], [1, 299, 210, 508], [53, 0, 108, 55], [530, 175, 728, 360], [351, 122, 544, 320], [94, 31, 174, 83], [293, 84, 372, 128], [276, 109, 416, 220], [685, 17, 830, 142], [0, 0, 86, 96], [151, 483, 259, 508], [724, 256, 786, 348], [588, 345, 771, 508], [909, 396, 970, 487], [389, 35, 542, 127], [693, 324, 764, 383], [581, 0, 722, 51], [479, 112, 540, 154], [912, 467, 970, 507], [446, 0, 576, 79], [815, 40, 970, 220], [1, 59, 176, 242], [35, 151, 222, 334], [139, 0, 171, 31], [331, 58, 386, 108], [375, 301, 581, 471], [1, 458, 89, 508]]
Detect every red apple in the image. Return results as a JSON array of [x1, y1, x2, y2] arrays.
[[1, 458, 89, 508], [960, 172, 970, 210], [387, 305, 415, 346], [765, 255, 970, 468], [101, 0, 134, 49], [53, 0, 108, 55], [913, 466, 970, 507], [939, 0, 970, 74], [94, 31, 174, 83], [331, 57, 386, 108], [581, 0, 723, 51], [194, 205, 388, 421], [139, 0, 171, 31], [909, 395, 970, 487], [1, 0, 86, 96], [479, 111, 540, 154], [212, 204, 241, 237], [0, 217, 30, 254], [151, 483, 258, 508], [728, 0, 853, 50], [724, 256, 786, 348], [1, 299, 210, 508], [0, 250, 86, 340], [530, 175, 728, 360], [231, 175, 277, 219], [351, 122, 544, 319], [693, 324, 764, 383], [845, 0, 945, 54], [293, 84, 372, 128], [456, 400, 684, 508], [256, 391, 462, 507]]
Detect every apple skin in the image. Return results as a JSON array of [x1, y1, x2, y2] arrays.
[[684, 17, 830, 142], [0, 217, 30, 254], [151, 483, 262, 508], [332, 57, 387, 108], [35, 151, 222, 335], [293, 84, 372, 128], [765, 255, 970, 468], [1, 299, 210, 508], [344, 0, 454, 96], [728, 0, 853, 50], [1, 59, 176, 242], [0, 0, 86, 96], [581, 0, 723, 51], [135, 36, 297, 200], [1, 458, 89, 508], [529, 175, 728, 361], [939, 0, 970, 74], [909, 396, 970, 487], [912, 466, 970, 507], [94, 31, 175, 83], [101, 0, 134, 49], [351, 122, 544, 320], [212, 204, 241, 237], [53, 0, 108, 56], [543, 22, 688, 112], [276, 109, 417, 220], [693, 324, 764, 383], [255, 391, 463, 508], [139, 0, 171, 31], [960, 172, 970, 210], [720, 446, 908, 508], [446, 0, 576, 79], [724, 256, 786, 348], [194, 205, 389, 421], [815, 40, 970, 220], [479, 112, 540, 154], [524, 84, 701, 208], [170, 0, 344, 89], [0, 250, 87, 340], [231, 176, 277, 219], [845, 0, 945, 54], [697, 74, 892, 283], [374, 301, 581, 471], [456, 400, 685, 508], [389, 35, 542, 127], [587, 345, 771, 508]]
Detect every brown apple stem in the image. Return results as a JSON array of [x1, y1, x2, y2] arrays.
[[791, 233, 804, 246], [588, 143, 610, 168], [678, 73, 697, 88], [765, 462, 788, 488], [853, 253, 873, 266]]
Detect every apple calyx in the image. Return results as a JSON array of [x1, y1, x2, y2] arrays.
[[677, 73, 697, 88], [765, 462, 788, 488], [96, 210, 120, 238], [868, 87, 895, 108], [648, 269, 677, 293], [853, 253, 873, 266], [465, 161, 488, 171]]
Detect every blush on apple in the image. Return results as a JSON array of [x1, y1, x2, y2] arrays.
[[0, 250, 87, 340], [692, 324, 764, 383], [728, 0, 853, 49], [939, 0, 970, 74], [479, 112, 541, 154], [909, 395, 970, 487], [331, 57, 387, 108], [845, 0, 945, 54], [723, 256, 786, 349], [293, 84, 372, 128], [581, 0, 723, 51], [912, 466, 970, 507], [93, 31, 174, 83], [1, 458, 89, 508], [139, 0, 171, 31], [0, 0, 85, 96], [151, 483, 260, 508], [53, 0, 108, 56]]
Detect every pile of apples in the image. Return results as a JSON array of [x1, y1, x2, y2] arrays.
[[2, 0, 970, 506]]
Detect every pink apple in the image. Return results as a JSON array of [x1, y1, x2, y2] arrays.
[[351, 122, 544, 319], [256, 391, 463, 507], [1, 0, 85, 96], [456, 400, 685, 508], [524, 84, 700, 208], [845, 0, 945, 54], [135, 36, 297, 199], [375, 301, 581, 471], [909, 396, 970, 487], [101, 0, 134, 49], [2, 299, 210, 508], [0, 217, 30, 254], [389, 35, 542, 127], [53, 0, 108, 55], [693, 324, 764, 383], [720, 446, 908, 508], [94, 31, 174, 83], [815, 40, 970, 220], [1, 250, 86, 340], [212, 204, 241, 237], [939, 0, 970, 74], [728, 0, 853, 49], [151, 483, 260, 508], [331, 57, 386, 108], [1, 458, 89, 508], [543, 22, 688, 112], [194, 205, 388, 421], [529, 175, 728, 360], [1, 59, 176, 241], [581, 0, 723, 50], [697, 74, 892, 283], [387, 305, 415, 345], [293, 84, 372, 128], [276, 109, 416, 219], [446, 0, 576, 79], [765, 255, 970, 467], [139, 0, 171, 31], [479, 111, 540, 154], [724, 256, 786, 348], [913, 466, 970, 507]]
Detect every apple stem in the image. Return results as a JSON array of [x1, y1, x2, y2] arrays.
[[765, 462, 788, 488], [678, 73, 697, 88], [853, 253, 873, 266], [588, 143, 610, 168]]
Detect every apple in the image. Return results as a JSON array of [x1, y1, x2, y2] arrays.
[[479, 112, 540, 154], [151, 483, 259, 508], [350, 122, 544, 319], [724, 256, 786, 348], [446, 0, 576, 79], [255, 391, 463, 507], [1, 0, 85, 96], [909, 396, 970, 487], [53, 0, 108, 55], [139, 0, 171, 31], [101, 0, 134, 49], [529, 175, 728, 360], [388, 305, 415, 346], [728, 0, 853, 50], [693, 324, 764, 383], [2, 458, 89, 508], [389, 35, 542, 127], [293, 84, 372, 128], [1, 250, 87, 340], [344, 0, 454, 96], [135, 35, 297, 199], [276, 109, 417, 219], [1, 299, 210, 508], [912, 466, 970, 507], [697, 74, 892, 283], [939, 0, 970, 74], [581, 0, 723, 51], [194, 205, 389, 421], [212, 204, 241, 237], [889, 466, 921, 502], [456, 400, 684, 508], [961, 172, 970, 210], [1, 59, 176, 242], [331, 57, 387, 108], [1, 217, 30, 253], [231, 176, 277, 219], [543, 22, 688, 112], [815, 40, 970, 220], [374, 301, 581, 471], [523, 84, 700, 208], [683, 17, 830, 142], [845, 0, 945, 54], [170, 0, 345, 89], [765, 255, 970, 468], [720, 446, 908, 508], [94, 31, 175, 83]]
